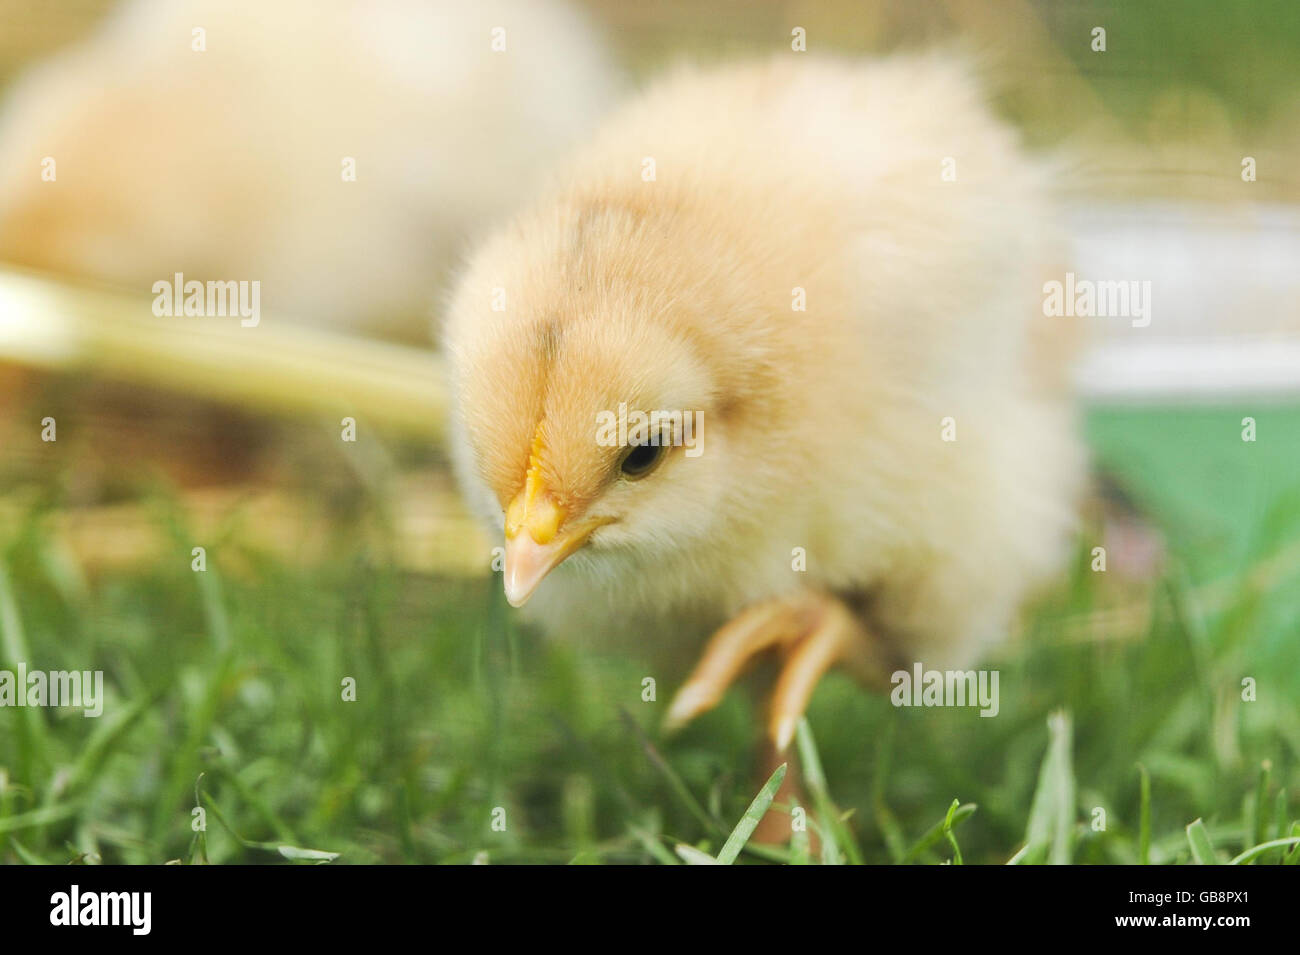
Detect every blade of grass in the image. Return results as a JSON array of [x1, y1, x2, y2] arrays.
[[903, 803, 977, 863], [795, 718, 862, 864], [188, 774, 209, 865], [1186, 818, 1219, 864], [1229, 836, 1300, 865], [0, 801, 83, 835], [674, 843, 720, 864], [1284, 823, 1300, 865], [277, 846, 340, 863], [6, 837, 51, 864], [1137, 764, 1152, 865], [1251, 760, 1272, 848], [942, 798, 966, 865], [202, 789, 338, 863], [817, 816, 843, 866], [0, 561, 50, 787], [628, 824, 680, 865], [716, 763, 786, 865], [1018, 711, 1075, 864]]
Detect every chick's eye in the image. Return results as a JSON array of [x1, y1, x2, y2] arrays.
[[619, 442, 665, 480]]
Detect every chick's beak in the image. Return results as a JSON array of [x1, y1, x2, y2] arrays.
[[503, 488, 599, 607]]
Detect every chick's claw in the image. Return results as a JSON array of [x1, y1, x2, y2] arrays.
[[768, 600, 873, 751]]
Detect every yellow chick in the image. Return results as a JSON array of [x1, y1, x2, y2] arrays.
[[444, 55, 1085, 750], [0, 0, 614, 339]]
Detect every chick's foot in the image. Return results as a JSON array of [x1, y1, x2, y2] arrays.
[[664, 591, 888, 751]]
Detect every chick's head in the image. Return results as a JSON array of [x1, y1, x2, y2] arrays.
[[446, 201, 781, 609]]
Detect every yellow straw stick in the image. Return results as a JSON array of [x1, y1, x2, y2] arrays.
[[0, 266, 448, 440]]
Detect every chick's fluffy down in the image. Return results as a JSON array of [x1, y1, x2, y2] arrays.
[[446, 55, 1085, 668]]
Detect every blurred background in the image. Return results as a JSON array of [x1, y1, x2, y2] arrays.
[[0, 0, 1297, 864]]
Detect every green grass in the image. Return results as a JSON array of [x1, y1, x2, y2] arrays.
[[1, 404, 1299, 864]]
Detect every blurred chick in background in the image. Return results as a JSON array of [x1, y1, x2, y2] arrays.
[[0, 0, 616, 340], [446, 55, 1085, 751]]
